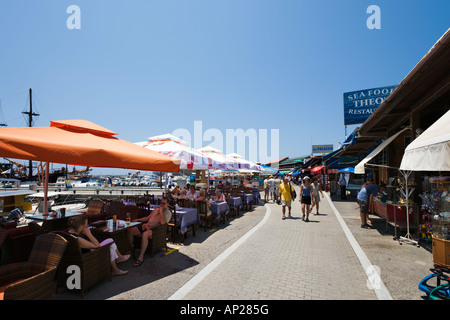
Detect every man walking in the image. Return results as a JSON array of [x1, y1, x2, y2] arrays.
[[279, 177, 294, 220], [264, 177, 269, 203], [338, 173, 347, 200], [274, 175, 282, 204]]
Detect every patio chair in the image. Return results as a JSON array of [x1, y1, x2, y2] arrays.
[[105, 200, 123, 219], [133, 223, 168, 255], [167, 207, 180, 242], [225, 195, 238, 218], [28, 221, 49, 237], [77, 199, 106, 223], [0, 225, 35, 265], [118, 205, 140, 221], [0, 232, 68, 300], [196, 200, 212, 232], [55, 231, 112, 298], [137, 202, 151, 218]]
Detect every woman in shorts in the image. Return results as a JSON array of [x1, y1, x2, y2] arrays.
[[299, 176, 313, 222], [311, 177, 324, 215]]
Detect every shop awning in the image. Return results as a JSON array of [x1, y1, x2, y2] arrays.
[[400, 109, 450, 171], [311, 165, 323, 173], [354, 127, 410, 174]]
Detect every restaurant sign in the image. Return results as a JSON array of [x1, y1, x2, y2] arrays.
[[343, 85, 397, 126], [312, 144, 333, 154]]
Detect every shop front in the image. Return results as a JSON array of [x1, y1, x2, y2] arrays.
[[331, 28, 450, 245]]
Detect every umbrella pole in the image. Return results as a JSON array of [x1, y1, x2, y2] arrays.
[[43, 162, 49, 214], [398, 170, 419, 247]]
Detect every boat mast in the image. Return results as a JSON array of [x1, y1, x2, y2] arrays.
[[22, 88, 40, 179]]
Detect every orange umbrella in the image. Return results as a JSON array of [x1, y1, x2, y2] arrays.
[[0, 120, 180, 213]]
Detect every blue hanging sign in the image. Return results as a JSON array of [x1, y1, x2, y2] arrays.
[[343, 85, 397, 126]]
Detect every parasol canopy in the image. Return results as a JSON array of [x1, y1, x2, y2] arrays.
[[0, 120, 180, 172], [198, 146, 231, 170], [226, 153, 261, 171], [139, 134, 225, 170], [0, 120, 181, 212]]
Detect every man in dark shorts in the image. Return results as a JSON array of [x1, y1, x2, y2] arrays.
[[357, 179, 379, 229], [299, 176, 313, 222], [127, 198, 171, 266]]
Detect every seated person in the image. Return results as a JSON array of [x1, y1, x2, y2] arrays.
[[171, 185, 181, 197], [68, 215, 130, 276], [213, 190, 225, 202], [196, 189, 212, 216], [127, 198, 171, 267], [187, 186, 199, 200], [177, 189, 189, 199]]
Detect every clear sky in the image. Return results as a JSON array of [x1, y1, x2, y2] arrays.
[[0, 0, 449, 175]]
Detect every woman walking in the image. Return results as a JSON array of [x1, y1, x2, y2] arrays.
[[299, 176, 313, 222], [311, 177, 324, 215]]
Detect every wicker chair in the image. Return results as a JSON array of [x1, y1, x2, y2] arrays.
[[77, 199, 106, 223], [196, 200, 212, 231], [137, 202, 151, 218], [133, 223, 168, 256], [118, 205, 140, 221], [28, 221, 49, 237], [0, 226, 35, 265], [105, 200, 123, 219], [0, 232, 68, 300], [55, 231, 112, 298]]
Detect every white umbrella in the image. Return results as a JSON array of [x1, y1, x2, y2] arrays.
[[226, 153, 261, 171], [198, 146, 231, 170], [139, 135, 224, 170]]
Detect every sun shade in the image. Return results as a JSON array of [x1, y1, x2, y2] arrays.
[[0, 120, 180, 172]]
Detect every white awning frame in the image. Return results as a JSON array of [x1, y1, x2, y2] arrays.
[[354, 127, 410, 174]]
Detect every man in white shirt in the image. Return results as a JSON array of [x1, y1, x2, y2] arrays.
[[268, 176, 275, 202]]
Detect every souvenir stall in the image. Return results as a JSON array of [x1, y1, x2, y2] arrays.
[[400, 109, 450, 264]]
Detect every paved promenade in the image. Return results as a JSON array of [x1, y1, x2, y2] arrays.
[[52, 186, 434, 301], [170, 190, 377, 300]]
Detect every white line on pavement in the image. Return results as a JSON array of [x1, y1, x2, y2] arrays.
[[325, 193, 393, 300], [167, 204, 272, 300]]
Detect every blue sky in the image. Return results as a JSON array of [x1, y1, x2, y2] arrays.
[[0, 0, 449, 174]]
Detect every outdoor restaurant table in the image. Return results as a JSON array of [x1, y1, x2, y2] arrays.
[[229, 196, 242, 210], [242, 193, 253, 205], [27, 210, 84, 231], [252, 189, 261, 204], [176, 207, 200, 234], [90, 219, 142, 257], [210, 201, 229, 221]]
